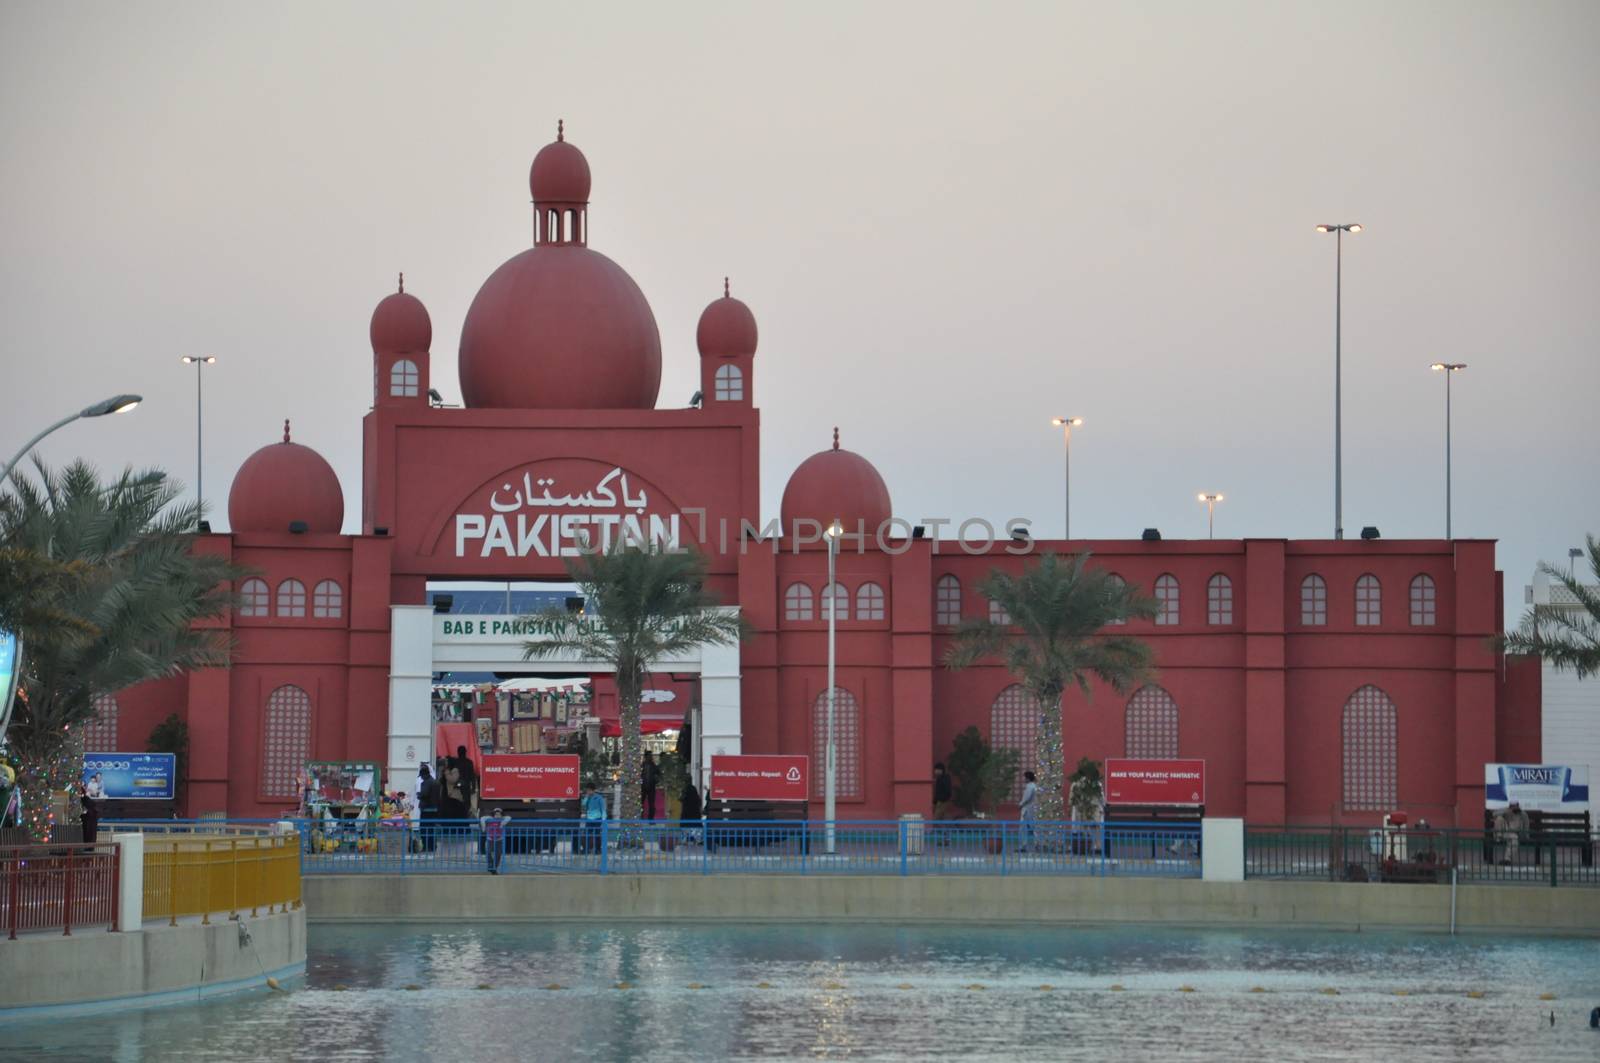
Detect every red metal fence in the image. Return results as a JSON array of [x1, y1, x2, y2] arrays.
[[0, 843, 120, 938]]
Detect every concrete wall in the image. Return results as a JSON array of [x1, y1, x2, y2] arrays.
[[0, 908, 306, 1016], [303, 874, 1599, 936]]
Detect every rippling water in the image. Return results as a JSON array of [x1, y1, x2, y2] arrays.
[[7, 923, 1599, 1061]]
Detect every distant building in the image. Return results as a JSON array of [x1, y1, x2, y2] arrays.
[[85, 125, 1544, 827], [1524, 569, 1599, 810]]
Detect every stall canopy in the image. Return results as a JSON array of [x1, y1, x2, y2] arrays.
[[434, 722, 483, 774], [589, 674, 693, 737]]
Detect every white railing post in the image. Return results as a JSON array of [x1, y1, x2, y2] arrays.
[[111, 832, 145, 932]]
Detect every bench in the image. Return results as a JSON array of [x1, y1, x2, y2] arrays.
[[1103, 805, 1204, 859], [1481, 810, 1594, 867], [704, 799, 809, 852]]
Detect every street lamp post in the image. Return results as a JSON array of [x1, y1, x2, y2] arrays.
[[1197, 493, 1224, 539], [824, 519, 843, 854], [1316, 223, 1362, 539], [181, 357, 216, 528], [1430, 362, 1466, 539], [1050, 417, 1084, 539], [0, 394, 143, 485]]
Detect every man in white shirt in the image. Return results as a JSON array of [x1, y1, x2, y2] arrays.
[[1018, 770, 1039, 852]]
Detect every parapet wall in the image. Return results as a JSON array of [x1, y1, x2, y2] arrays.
[[305, 874, 1600, 935], [0, 907, 305, 1015]]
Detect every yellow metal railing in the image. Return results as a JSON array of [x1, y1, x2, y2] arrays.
[[142, 833, 302, 925]]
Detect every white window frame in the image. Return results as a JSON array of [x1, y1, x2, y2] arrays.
[[390, 358, 419, 398], [713, 363, 743, 402]]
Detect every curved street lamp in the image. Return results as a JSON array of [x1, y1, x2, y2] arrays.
[[1, 394, 143, 484]]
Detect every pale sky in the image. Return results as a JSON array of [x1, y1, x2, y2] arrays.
[[2, 2, 1596, 618]]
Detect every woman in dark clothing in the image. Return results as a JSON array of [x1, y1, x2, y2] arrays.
[[78, 783, 99, 844], [416, 763, 439, 851], [678, 778, 703, 845]]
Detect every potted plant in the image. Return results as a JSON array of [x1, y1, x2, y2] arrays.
[[946, 726, 1020, 854], [1067, 757, 1103, 855]]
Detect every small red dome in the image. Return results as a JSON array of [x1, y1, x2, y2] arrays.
[[696, 279, 758, 360], [370, 278, 431, 354], [228, 421, 345, 534], [780, 429, 893, 535], [530, 122, 591, 204], [459, 245, 661, 409]]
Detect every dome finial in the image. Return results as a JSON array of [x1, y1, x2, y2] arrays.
[[723, 276, 730, 298], [283, 419, 291, 444], [557, 119, 564, 142], [832, 426, 840, 450], [397, 272, 404, 294]]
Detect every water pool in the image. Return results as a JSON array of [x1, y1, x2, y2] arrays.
[[7, 923, 1598, 1061]]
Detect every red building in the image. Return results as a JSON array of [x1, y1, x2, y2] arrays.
[[91, 126, 1541, 827]]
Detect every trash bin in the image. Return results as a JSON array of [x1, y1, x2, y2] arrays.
[[901, 813, 925, 855]]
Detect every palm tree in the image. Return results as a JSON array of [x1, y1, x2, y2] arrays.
[[522, 543, 746, 821], [0, 460, 239, 839], [944, 552, 1156, 821], [1499, 534, 1600, 678]]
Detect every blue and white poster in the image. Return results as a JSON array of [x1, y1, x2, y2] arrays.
[[1484, 763, 1589, 813], [82, 752, 176, 801], [0, 629, 20, 739]]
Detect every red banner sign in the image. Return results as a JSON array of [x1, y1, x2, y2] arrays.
[[480, 754, 580, 801], [1104, 759, 1206, 807], [709, 755, 809, 802]]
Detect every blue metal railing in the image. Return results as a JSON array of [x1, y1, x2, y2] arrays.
[[110, 817, 1203, 878]]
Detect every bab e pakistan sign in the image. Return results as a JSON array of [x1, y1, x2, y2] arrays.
[[452, 459, 683, 559]]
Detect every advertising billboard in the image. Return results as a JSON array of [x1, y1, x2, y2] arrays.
[[480, 754, 581, 801], [1484, 764, 1590, 812], [709, 755, 809, 802], [0, 630, 19, 739], [81, 752, 176, 801], [1104, 759, 1206, 807]]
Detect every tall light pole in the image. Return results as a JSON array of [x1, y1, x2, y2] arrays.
[[1050, 416, 1084, 538], [1197, 493, 1224, 539], [824, 518, 843, 854], [1430, 362, 1466, 539], [1316, 223, 1362, 539], [1, 394, 143, 484], [181, 356, 216, 528]]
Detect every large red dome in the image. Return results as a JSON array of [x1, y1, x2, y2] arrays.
[[228, 422, 345, 534], [780, 429, 893, 536], [458, 246, 662, 409]]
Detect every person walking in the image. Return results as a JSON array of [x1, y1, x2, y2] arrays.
[[679, 776, 703, 845], [1018, 770, 1039, 852], [932, 762, 953, 819], [1500, 801, 1530, 865], [480, 806, 511, 874], [416, 763, 439, 852], [641, 751, 660, 820], [581, 782, 607, 855]]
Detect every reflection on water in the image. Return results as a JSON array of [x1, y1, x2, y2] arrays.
[[7, 923, 1599, 1061]]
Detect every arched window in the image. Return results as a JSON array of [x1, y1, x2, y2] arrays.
[[935, 574, 961, 626], [1301, 574, 1327, 626], [389, 359, 419, 398], [1355, 574, 1381, 626], [82, 694, 119, 752], [1125, 685, 1179, 758], [1154, 574, 1180, 626], [822, 582, 849, 621], [714, 363, 743, 402], [239, 578, 270, 618], [1342, 685, 1397, 811], [276, 579, 306, 618], [1105, 574, 1127, 626], [784, 582, 814, 621], [1409, 574, 1437, 626], [989, 684, 1035, 801], [312, 580, 343, 619], [1206, 574, 1234, 625], [262, 684, 312, 799], [856, 582, 886, 621], [811, 687, 860, 800], [988, 599, 1011, 625]]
